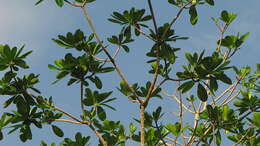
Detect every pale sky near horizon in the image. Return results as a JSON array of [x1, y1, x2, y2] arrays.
[[0, 0, 259, 145]]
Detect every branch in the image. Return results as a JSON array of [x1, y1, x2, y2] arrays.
[[51, 119, 83, 125], [88, 124, 108, 146], [81, 6, 142, 103], [178, 82, 187, 145], [92, 46, 121, 62], [161, 3, 190, 40], [212, 78, 240, 104], [162, 90, 195, 114], [164, 137, 182, 145], [221, 90, 240, 106], [140, 104, 145, 146], [144, 0, 160, 105], [132, 24, 156, 41]]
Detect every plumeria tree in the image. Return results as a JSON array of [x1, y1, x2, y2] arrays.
[[0, 0, 259, 145]]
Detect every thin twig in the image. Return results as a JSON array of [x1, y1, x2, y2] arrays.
[[92, 46, 121, 62], [132, 24, 156, 41], [164, 137, 182, 145], [212, 79, 240, 104], [222, 90, 240, 105], [219, 80, 240, 106], [144, 0, 160, 105], [162, 90, 195, 114], [178, 82, 187, 145], [161, 3, 190, 40]]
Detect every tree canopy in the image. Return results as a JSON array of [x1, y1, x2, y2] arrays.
[[0, 0, 259, 146]]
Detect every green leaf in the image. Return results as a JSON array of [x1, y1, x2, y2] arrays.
[[56, 71, 69, 79], [221, 10, 229, 23], [205, 0, 214, 5], [216, 130, 221, 146], [67, 78, 77, 86], [152, 106, 162, 121], [220, 10, 237, 24], [165, 122, 181, 136], [55, 0, 64, 7], [93, 76, 102, 89], [52, 125, 64, 137], [189, 5, 198, 25], [97, 91, 112, 103], [252, 112, 260, 127], [97, 106, 106, 121], [178, 80, 195, 93], [222, 105, 233, 121], [129, 123, 137, 133], [40, 141, 48, 146], [35, 0, 45, 5], [240, 32, 250, 41], [48, 64, 60, 71], [209, 79, 218, 91], [122, 45, 130, 53], [216, 73, 232, 84], [197, 83, 208, 102]]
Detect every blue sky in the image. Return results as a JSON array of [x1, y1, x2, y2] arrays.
[[0, 0, 259, 145]]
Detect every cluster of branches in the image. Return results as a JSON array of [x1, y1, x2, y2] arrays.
[[0, 0, 259, 146]]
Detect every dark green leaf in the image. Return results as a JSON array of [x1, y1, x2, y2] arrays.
[[122, 45, 130, 53], [209, 79, 218, 91], [67, 78, 77, 86], [51, 125, 64, 137], [205, 0, 214, 5], [97, 106, 106, 121], [216, 73, 232, 84], [178, 81, 195, 93], [197, 83, 208, 102], [216, 130, 221, 146], [189, 5, 198, 25], [35, 0, 45, 5]]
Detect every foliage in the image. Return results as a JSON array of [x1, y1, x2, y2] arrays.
[[0, 0, 259, 146]]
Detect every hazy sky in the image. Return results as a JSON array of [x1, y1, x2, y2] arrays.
[[0, 0, 259, 145]]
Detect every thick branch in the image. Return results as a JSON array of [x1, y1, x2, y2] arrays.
[[140, 104, 146, 146]]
